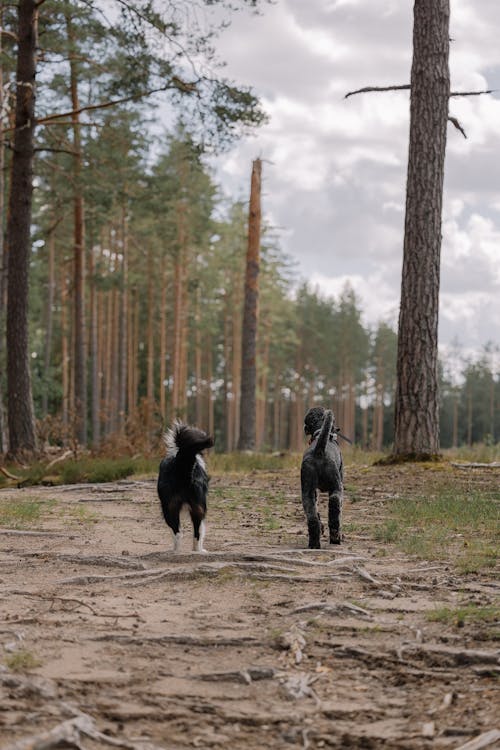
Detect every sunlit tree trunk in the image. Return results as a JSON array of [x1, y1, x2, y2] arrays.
[[118, 205, 128, 432], [393, 0, 450, 459], [230, 273, 242, 450], [238, 158, 262, 450]]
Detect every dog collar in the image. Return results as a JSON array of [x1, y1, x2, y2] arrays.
[[309, 428, 352, 445]]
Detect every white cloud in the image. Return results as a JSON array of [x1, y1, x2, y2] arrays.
[[210, 0, 500, 350]]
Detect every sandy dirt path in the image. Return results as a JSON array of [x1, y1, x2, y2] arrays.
[[0, 463, 498, 749]]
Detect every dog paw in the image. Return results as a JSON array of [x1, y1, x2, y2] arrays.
[[329, 533, 343, 545]]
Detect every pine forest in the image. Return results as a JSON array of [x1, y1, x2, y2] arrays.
[[0, 1, 498, 459]]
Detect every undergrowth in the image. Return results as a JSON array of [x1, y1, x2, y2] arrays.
[[0, 498, 54, 528], [427, 603, 499, 627], [374, 488, 499, 572]]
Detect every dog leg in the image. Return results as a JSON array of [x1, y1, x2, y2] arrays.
[[172, 530, 182, 552], [190, 504, 207, 553], [162, 503, 182, 552], [328, 491, 343, 544], [302, 490, 321, 549]]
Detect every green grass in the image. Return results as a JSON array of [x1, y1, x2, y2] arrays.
[[210, 451, 301, 474], [0, 498, 54, 529], [373, 488, 499, 572], [443, 443, 500, 464], [427, 604, 499, 627], [5, 650, 41, 672], [60, 457, 136, 484]]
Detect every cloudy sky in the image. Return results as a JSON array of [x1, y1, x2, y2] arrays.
[[208, 0, 500, 357]]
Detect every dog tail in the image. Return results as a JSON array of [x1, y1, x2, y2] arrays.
[[163, 420, 214, 459], [313, 410, 334, 457]]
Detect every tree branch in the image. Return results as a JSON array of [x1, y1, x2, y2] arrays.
[[344, 84, 410, 99], [36, 85, 176, 125], [3, 81, 194, 135], [448, 116, 467, 138], [345, 84, 497, 100], [450, 88, 497, 97]]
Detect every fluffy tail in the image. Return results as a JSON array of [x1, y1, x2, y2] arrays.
[[163, 421, 214, 458], [313, 410, 334, 457]]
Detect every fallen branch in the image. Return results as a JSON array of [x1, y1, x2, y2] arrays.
[[45, 449, 73, 469], [92, 633, 258, 648], [451, 462, 500, 469], [197, 667, 275, 684], [397, 644, 500, 666], [0, 710, 167, 750], [454, 729, 500, 750], [0, 529, 69, 538], [0, 466, 20, 481], [354, 565, 383, 587], [292, 601, 372, 620]]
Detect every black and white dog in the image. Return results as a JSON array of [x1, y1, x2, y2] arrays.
[[157, 421, 214, 553], [300, 407, 344, 549]]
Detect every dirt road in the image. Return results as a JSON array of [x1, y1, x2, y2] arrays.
[[0, 463, 498, 749]]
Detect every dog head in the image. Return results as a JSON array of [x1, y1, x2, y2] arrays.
[[304, 406, 326, 438]]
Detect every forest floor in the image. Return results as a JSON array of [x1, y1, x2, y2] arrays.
[[0, 459, 499, 750]]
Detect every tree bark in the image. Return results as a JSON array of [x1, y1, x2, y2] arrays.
[[118, 204, 128, 432], [89, 241, 100, 447], [41, 228, 56, 416], [393, 0, 450, 459], [6, 0, 38, 457], [238, 158, 262, 451], [0, 17, 8, 452], [65, 9, 87, 445]]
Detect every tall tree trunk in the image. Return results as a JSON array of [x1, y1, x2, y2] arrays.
[[6, 0, 38, 457], [61, 264, 70, 432], [256, 328, 270, 450], [127, 289, 136, 419], [230, 272, 242, 451], [452, 395, 458, 448], [0, 16, 8, 452], [393, 0, 450, 459], [238, 158, 262, 450], [42, 228, 56, 416], [118, 205, 128, 432], [146, 245, 155, 434], [65, 9, 87, 445], [171, 205, 187, 417], [206, 334, 214, 437], [159, 262, 168, 423], [89, 243, 100, 447]]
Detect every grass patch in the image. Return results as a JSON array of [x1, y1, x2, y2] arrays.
[[427, 604, 499, 627], [0, 498, 55, 529], [60, 457, 136, 484], [64, 504, 99, 525], [373, 488, 499, 572], [210, 451, 301, 474], [5, 650, 41, 672]]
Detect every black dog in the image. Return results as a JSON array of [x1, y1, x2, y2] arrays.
[[301, 407, 344, 548], [157, 421, 214, 553]]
